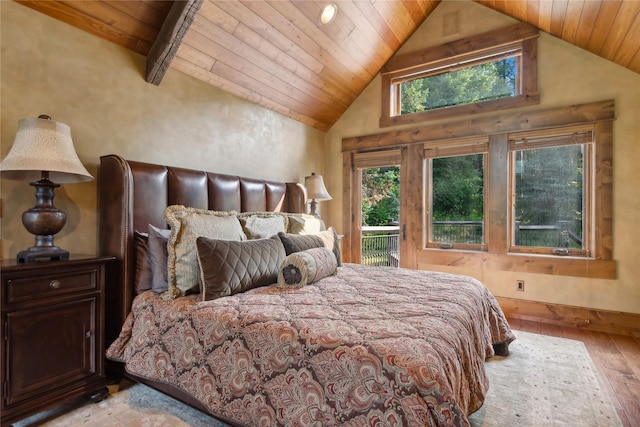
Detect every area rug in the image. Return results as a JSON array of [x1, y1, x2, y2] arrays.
[[12, 379, 228, 427], [468, 330, 621, 426], [15, 331, 621, 426]]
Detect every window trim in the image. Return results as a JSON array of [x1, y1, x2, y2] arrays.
[[380, 23, 540, 128], [343, 100, 616, 279]]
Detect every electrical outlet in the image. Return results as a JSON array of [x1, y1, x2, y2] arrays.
[[516, 280, 525, 291]]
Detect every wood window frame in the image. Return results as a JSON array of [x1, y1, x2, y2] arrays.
[[380, 23, 540, 128], [343, 100, 615, 279]]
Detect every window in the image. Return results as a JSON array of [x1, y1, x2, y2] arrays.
[[400, 51, 520, 114], [508, 127, 593, 257], [380, 23, 539, 127], [423, 126, 595, 258], [425, 137, 488, 250], [361, 166, 401, 267], [345, 150, 403, 267], [343, 100, 616, 279]]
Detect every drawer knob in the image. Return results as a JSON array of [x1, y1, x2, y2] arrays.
[[49, 280, 61, 289]]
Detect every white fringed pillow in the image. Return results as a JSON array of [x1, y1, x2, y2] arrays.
[[164, 205, 246, 299], [285, 213, 326, 234], [238, 212, 288, 239], [277, 247, 337, 289]]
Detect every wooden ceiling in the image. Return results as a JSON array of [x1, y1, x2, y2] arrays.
[[15, 1, 640, 132]]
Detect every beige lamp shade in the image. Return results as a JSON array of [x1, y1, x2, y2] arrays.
[[0, 117, 93, 183], [304, 172, 332, 201]]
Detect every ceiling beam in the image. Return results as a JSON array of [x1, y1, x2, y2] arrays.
[[146, 0, 204, 85]]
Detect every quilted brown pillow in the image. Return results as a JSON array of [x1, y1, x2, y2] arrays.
[[196, 235, 286, 301], [277, 227, 341, 266]]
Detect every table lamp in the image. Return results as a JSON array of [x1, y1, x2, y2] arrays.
[[304, 172, 332, 218], [0, 115, 94, 263]]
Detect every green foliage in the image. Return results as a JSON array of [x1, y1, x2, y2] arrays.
[[362, 167, 400, 226], [432, 154, 484, 221], [401, 57, 517, 114], [366, 193, 399, 226], [360, 144, 584, 249], [427, 146, 584, 247], [514, 146, 583, 236]]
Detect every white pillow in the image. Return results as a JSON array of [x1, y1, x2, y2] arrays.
[[164, 205, 246, 298], [286, 213, 326, 234], [238, 212, 288, 239]]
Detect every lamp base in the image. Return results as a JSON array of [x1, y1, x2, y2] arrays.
[[309, 199, 321, 219], [17, 245, 70, 263], [16, 175, 70, 263]]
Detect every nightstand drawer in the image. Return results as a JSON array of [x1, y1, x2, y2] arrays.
[[6, 268, 97, 303]]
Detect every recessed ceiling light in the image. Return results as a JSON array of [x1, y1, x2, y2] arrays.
[[319, 3, 338, 26]]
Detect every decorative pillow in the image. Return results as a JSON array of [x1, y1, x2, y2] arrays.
[[164, 205, 246, 298], [277, 247, 337, 289], [148, 224, 171, 294], [286, 213, 326, 234], [238, 212, 288, 239], [278, 227, 341, 266], [196, 235, 286, 301], [133, 231, 152, 294]]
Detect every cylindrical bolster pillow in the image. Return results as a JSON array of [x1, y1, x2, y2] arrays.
[[277, 247, 337, 289]]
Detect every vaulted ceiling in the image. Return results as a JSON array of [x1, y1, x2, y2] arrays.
[[15, 1, 640, 132]]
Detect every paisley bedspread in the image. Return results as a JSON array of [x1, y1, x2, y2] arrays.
[[106, 263, 515, 427]]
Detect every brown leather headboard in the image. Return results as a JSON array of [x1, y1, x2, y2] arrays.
[[98, 154, 306, 345]]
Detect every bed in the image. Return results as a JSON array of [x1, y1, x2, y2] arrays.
[[98, 154, 515, 427]]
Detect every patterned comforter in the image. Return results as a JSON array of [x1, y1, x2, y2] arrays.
[[106, 263, 515, 427]]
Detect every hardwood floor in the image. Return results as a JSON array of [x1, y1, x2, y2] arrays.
[[507, 318, 640, 427]]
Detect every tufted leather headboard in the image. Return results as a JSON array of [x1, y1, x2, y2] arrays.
[[98, 154, 306, 345]]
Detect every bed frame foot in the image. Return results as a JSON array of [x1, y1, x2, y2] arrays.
[[88, 387, 109, 403], [493, 342, 510, 356]]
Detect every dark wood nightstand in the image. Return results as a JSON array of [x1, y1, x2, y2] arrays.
[[0, 255, 114, 426]]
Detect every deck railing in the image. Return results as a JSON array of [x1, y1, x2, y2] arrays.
[[361, 226, 399, 267], [360, 221, 582, 266], [431, 221, 484, 244]]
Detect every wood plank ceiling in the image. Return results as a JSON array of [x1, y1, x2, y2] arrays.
[[15, 1, 640, 132]]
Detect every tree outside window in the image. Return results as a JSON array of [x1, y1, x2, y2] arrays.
[[512, 144, 587, 253], [430, 154, 485, 246], [362, 167, 400, 226], [401, 56, 518, 114]]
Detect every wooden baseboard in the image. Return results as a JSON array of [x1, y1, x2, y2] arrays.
[[496, 297, 640, 338]]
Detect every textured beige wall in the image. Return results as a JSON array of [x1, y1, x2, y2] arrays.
[[326, 0, 640, 314], [0, 2, 326, 259]]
